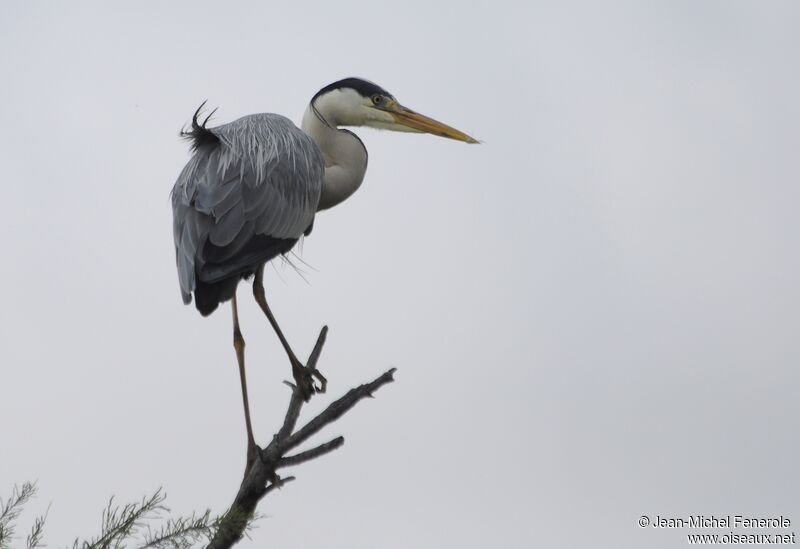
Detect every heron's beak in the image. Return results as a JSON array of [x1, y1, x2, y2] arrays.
[[389, 103, 480, 144]]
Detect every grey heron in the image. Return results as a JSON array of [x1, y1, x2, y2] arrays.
[[171, 77, 477, 459]]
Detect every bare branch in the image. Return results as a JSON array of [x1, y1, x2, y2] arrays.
[[278, 368, 397, 454], [261, 476, 295, 497], [206, 332, 396, 549], [277, 437, 344, 469], [306, 326, 328, 370]]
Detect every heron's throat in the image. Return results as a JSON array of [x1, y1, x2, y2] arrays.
[[302, 104, 368, 211]]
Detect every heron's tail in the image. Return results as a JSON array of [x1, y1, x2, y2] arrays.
[[194, 276, 239, 317]]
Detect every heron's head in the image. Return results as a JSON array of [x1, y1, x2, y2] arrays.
[[311, 77, 479, 143]]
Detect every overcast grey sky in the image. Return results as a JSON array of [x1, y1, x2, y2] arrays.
[[1, 1, 799, 548]]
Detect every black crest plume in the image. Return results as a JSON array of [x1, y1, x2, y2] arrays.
[[181, 101, 220, 152]]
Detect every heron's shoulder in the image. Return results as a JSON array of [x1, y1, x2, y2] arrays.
[[220, 112, 297, 130], [215, 113, 306, 141], [212, 113, 321, 159]]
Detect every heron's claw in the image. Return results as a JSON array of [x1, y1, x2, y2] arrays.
[[291, 359, 325, 401], [312, 368, 327, 394]]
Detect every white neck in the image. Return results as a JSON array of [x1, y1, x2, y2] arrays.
[[301, 97, 368, 211]]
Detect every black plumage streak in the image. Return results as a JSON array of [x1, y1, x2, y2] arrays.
[[181, 101, 221, 152], [312, 77, 393, 102]]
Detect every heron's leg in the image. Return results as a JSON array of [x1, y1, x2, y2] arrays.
[[252, 264, 327, 398], [232, 292, 257, 467]]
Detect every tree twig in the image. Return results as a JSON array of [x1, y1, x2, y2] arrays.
[[276, 436, 344, 469], [276, 368, 397, 455]]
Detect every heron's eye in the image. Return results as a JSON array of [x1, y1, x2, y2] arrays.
[[372, 95, 382, 105]]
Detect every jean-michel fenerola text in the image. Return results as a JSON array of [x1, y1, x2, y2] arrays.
[[652, 516, 791, 529]]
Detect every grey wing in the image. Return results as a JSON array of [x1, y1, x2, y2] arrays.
[[171, 113, 324, 304]]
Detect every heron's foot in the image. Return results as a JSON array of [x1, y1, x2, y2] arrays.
[[291, 358, 327, 401]]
